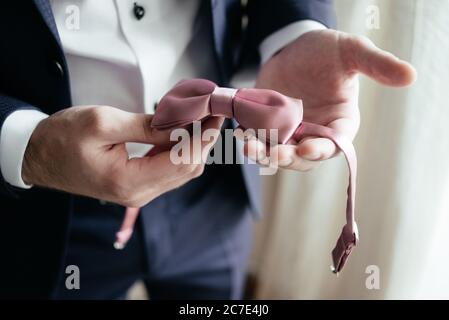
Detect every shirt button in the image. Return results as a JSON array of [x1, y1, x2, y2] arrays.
[[133, 2, 145, 20]]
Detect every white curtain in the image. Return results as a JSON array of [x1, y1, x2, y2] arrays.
[[250, 0, 449, 299]]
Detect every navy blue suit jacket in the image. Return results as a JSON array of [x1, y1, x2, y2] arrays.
[[0, 0, 334, 298]]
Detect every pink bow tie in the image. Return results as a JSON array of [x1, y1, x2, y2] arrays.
[[115, 79, 359, 274]]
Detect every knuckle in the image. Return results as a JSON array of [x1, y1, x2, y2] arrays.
[[142, 115, 156, 141], [348, 34, 371, 49], [341, 34, 376, 71], [192, 165, 205, 178], [176, 163, 195, 176], [84, 106, 111, 135], [358, 35, 374, 46]]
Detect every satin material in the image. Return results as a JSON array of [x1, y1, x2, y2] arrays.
[[152, 79, 304, 144], [115, 79, 358, 274]]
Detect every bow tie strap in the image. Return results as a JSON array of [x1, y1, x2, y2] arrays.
[[114, 207, 139, 249], [332, 222, 359, 274], [294, 122, 359, 274]]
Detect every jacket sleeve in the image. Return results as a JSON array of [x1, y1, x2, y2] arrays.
[[244, 0, 336, 61]]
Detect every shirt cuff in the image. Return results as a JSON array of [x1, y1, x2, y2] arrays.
[[0, 110, 49, 189], [259, 19, 327, 65]]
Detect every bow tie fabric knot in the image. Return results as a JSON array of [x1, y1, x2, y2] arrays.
[[115, 79, 359, 275], [151, 79, 304, 145]]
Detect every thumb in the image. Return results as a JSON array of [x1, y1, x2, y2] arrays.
[[107, 109, 172, 145], [345, 35, 417, 87]]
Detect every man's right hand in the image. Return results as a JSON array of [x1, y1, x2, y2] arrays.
[[22, 105, 224, 207]]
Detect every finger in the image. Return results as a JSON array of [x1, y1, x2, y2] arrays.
[[104, 108, 172, 145], [345, 35, 417, 87], [233, 125, 257, 142], [126, 117, 224, 181], [268, 144, 321, 171], [296, 137, 338, 161], [197, 116, 225, 163], [203, 115, 225, 129], [242, 136, 323, 171], [125, 118, 223, 183], [124, 150, 204, 206], [127, 148, 189, 186], [243, 138, 270, 166], [269, 144, 296, 167], [108, 116, 223, 205], [200, 116, 225, 140], [133, 167, 201, 207], [145, 145, 170, 157], [233, 126, 245, 141]]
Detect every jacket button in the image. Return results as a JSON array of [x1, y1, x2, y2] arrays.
[[52, 60, 64, 77]]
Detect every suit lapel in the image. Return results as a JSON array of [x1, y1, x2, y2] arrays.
[[33, 0, 62, 46]]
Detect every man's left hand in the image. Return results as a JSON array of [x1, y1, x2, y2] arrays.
[[242, 29, 417, 171]]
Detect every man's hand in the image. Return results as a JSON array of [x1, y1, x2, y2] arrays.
[[244, 29, 417, 170], [22, 105, 224, 207]]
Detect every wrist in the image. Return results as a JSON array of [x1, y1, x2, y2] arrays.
[[22, 118, 48, 187], [259, 20, 327, 65]]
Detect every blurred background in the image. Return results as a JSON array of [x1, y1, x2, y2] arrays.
[[247, 0, 449, 299]]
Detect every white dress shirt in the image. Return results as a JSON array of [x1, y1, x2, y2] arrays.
[[0, 0, 325, 189]]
